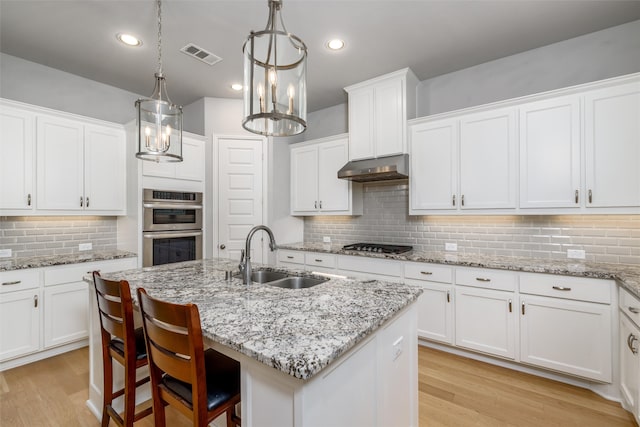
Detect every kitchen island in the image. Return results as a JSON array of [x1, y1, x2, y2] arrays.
[[86, 258, 423, 427]]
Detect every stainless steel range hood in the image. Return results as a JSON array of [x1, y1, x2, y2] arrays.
[[337, 154, 409, 182]]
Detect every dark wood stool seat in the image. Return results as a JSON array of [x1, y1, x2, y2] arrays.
[[92, 272, 153, 427], [137, 288, 241, 427]]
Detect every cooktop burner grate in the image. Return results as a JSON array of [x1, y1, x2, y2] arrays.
[[342, 243, 413, 254]]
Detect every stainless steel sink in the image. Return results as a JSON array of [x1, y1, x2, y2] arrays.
[[267, 276, 329, 289], [234, 269, 289, 284]]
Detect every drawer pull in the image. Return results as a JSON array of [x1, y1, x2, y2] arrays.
[[629, 307, 640, 314], [475, 277, 491, 282], [2, 280, 21, 286], [629, 333, 639, 355], [552, 286, 571, 291], [286, 256, 294, 259], [314, 259, 323, 262], [420, 271, 433, 276], [508, 299, 512, 313], [446, 291, 450, 303]]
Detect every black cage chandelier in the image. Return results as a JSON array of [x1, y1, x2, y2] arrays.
[[242, 0, 308, 137], [135, 0, 183, 162]]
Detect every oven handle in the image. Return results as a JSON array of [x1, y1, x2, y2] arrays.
[[143, 231, 203, 239], [143, 203, 203, 209]]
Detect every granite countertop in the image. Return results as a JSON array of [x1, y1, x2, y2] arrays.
[[0, 250, 137, 272], [278, 242, 640, 299], [95, 259, 423, 381]]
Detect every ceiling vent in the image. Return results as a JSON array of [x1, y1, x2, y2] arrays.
[[180, 43, 222, 66]]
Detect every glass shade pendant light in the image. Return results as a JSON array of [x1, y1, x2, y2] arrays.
[[242, 0, 307, 137], [135, 0, 183, 162]]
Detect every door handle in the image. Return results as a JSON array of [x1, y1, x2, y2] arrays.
[[575, 189, 579, 204], [27, 193, 31, 206], [220, 244, 226, 250], [80, 196, 84, 207], [629, 307, 640, 314], [86, 197, 90, 208], [508, 299, 512, 313]]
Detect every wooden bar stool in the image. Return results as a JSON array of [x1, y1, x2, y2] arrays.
[[136, 288, 241, 427], [92, 272, 153, 427]]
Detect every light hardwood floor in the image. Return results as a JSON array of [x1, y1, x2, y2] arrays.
[[0, 346, 636, 426]]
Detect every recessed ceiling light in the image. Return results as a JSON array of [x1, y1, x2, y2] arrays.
[[231, 83, 244, 91], [327, 39, 345, 50], [116, 33, 142, 47]]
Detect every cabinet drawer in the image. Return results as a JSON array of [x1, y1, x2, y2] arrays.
[[44, 258, 137, 286], [404, 262, 452, 284], [278, 250, 305, 265], [0, 269, 41, 293], [455, 267, 517, 292], [620, 287, 640, 328], [520, 273, 612, 304], [305, 253, 336, 269], [337, 255, 402, 278]]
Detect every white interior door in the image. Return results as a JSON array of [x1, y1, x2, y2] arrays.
[[217, 136, 265, 263]]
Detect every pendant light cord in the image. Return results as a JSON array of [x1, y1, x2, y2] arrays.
[[157, 0, 163, 76]]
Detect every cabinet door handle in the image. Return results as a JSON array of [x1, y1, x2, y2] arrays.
[[219, 244, 226, 250], [319, 201, 322, 209], [629, 307, 640, 314], [2, 280, 21, 286], [629, 333, 639, 355], [446, 291, 450, 303], [314, 201, 317, 209], [287, 256, 294, 259], [508, 299, 512, 313], [34, 295, 38, 308], [86, 197, 90, 208], [475, 277, 491, 282], [27, 193, 31, 206], [452, 194, 456, 206], [420, 271, 433, 276], [461, 194, 465, 207], [575, 189, 579, 204], [588, 189, 592, 204], [552, 286, 571, 291], [521, 302, 525, 315], [80, 196, 84, 207]]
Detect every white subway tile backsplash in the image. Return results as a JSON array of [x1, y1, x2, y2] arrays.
[[304, 183, 640, 265]]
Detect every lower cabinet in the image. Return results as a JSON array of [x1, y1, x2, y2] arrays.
[[619, 287, 640, 423], [0, 288, 41, 361], [455, 286, 516, 359], [44, 282, 89, 348]]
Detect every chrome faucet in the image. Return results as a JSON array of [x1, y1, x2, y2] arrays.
[[239, 225, 277, 285]]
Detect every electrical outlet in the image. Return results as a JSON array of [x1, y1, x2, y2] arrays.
[[79, 243, 93, 251], [567, 249, 585, 259], [0, 249, 12, 258], [323, 236, 331, 243], [445, 242, 458, 252]]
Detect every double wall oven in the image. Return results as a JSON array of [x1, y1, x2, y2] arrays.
[[142, 189, 203, 267]]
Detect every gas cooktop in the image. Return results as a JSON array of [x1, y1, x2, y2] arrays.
[[342, 243, 413, 254]]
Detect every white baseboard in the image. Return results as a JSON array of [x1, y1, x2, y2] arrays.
[[0, 339, 88, 372]]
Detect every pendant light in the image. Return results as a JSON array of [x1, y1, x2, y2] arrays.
[[135, 0, 183, 162], [242, 0, 308, 137]]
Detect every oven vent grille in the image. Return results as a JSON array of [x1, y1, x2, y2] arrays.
[[180, 43, 222, 66]]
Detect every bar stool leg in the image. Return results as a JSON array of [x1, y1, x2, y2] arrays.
[[101, 338, 113, 427]]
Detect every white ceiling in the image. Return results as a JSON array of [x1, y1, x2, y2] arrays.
[[1, 1, 640, 113]]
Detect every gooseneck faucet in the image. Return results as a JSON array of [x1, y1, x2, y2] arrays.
[[239, 225, 277, 285]]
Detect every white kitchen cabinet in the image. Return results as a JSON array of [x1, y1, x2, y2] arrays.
[[44, 282, 89, 348], [519, 273, 613, 382], [0, 104, 35, 212], [142, 134, 205, 182], [519, 95, 581, 209], [405, 262, 454, 345], [290, 134, 362, 216], [345, 68, 418, 160], [304, 252, 336, 275], [620, 287, 640, 422], [0, 269, 41, 363], [36, 114, 126, 213], [584, 81, 640, 208], [337, 254, 402, 280], [409, 118, 458, 212], [459, 107, 517, 210]]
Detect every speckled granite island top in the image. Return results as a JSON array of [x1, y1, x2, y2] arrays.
[[278, 242, 640, 298], [0, 250, 137, 272], [96, 258, 423, 381]]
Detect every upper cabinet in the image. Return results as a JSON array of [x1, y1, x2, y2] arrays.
[[1, 99, 127, 216], [519, 95, 581, 209], [142, 134, 205, 183], [36, 115, 126, 214], [0, 104, 35, 213], [410, 73, 640, 215], [291, 134, 362, 216], [345, 68, 418, 161], [584, 82, 640, 208]]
